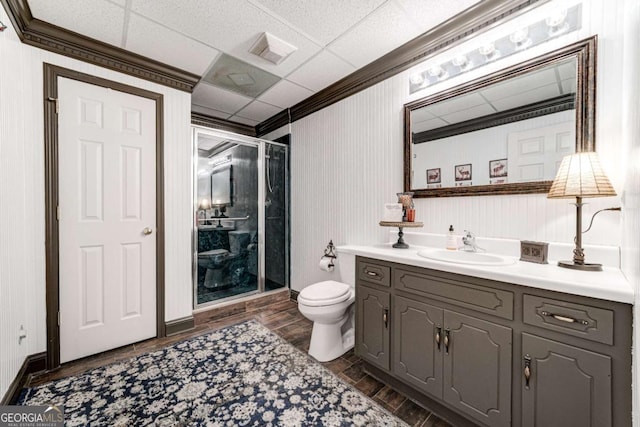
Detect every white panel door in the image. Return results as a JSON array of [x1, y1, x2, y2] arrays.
[[58, 77, 157, 363], [507, 122, 575, 182]]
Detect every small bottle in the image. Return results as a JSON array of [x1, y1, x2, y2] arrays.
[[446, 225, 457, 250], [406, 201, 416, 222]]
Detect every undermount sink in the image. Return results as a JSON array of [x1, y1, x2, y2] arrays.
[[417, 248, 516, 266]]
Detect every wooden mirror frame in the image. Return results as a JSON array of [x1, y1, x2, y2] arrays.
[[404, 36, 596, 198]]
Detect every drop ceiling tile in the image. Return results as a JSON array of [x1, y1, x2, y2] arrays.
[[424, 92, 486, 117], [130, 0, 322, 77], [192, 83, 252, 115], [126, 14, 219, 75], [286, 50, 355, 92], [327, 1, 422, 69], [414, 117, 448, 133], [235, 100, 282, 122], [395, 0, 480, 30], [191, 104, 232, 120], [251, 0, 386, 46], [29, 0, 125, 47], [441, 103, 496, 124], [480, 68, 557, 101], [257, 79, 314, 108], [491, 83, 561, 111]]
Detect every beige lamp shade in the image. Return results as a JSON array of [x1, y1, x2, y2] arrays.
[[198, 197, 211, 210], [547, 152, 616, 199]]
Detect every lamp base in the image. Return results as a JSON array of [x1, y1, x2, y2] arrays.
[[557, 260, 602, 271]]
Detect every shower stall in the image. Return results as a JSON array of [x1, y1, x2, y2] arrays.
[[193, 127, 289, 307]]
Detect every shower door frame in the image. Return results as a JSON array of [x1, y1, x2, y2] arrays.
[[191, 126, 289, 309]]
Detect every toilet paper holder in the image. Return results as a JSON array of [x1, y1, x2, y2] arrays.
[[322, 240, 337, 269]]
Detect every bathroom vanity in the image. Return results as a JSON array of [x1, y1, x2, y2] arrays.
[[345, 247, 632, 427]]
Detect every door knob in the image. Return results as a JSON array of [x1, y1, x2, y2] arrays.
[[143, 227, 153, 235]]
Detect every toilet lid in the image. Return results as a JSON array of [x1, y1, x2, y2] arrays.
[[298, 281, 352, 307], [198, 249, 229, 257]]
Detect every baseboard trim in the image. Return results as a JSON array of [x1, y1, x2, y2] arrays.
[[1, 352, 47, 405], [165, 316, 195, 337]]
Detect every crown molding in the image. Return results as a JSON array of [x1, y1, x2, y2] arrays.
[[0, 0, 199, 92], [256, 0, 549, 137], [191, 112, 256, 137]]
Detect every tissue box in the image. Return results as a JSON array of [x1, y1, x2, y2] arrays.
[[383, 204, 404, 222]]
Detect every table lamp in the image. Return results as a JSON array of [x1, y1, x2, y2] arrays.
[[547, 152, 617, 271]]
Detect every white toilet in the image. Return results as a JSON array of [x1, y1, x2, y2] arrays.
[[298, 280, 356, 362]]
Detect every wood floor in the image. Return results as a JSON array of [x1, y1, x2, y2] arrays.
[[28, 298, 453, 427]]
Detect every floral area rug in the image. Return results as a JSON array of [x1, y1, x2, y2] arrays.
[[18, 320, 407, 426]]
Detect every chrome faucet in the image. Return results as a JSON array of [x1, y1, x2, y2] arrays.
[[460, 230, 484, 252]]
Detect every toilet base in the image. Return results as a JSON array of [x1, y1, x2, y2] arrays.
[[308, 309, 355, 362]]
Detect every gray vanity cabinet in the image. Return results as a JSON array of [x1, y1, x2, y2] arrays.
[[443, 311, 512, 427], [356, 284, 390, 370], [393, 296, 443, 397], [393, 298, 512, 427], [521, 333, 612, 427], [355, 256, 632, 427]]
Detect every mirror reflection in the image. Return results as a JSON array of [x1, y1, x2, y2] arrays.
[[404, 37, 596, 198]]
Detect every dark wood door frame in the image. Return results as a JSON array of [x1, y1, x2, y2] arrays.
[[43, 63, 166, 370]]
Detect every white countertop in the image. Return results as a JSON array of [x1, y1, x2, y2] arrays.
[[338, 243, 634, 304]]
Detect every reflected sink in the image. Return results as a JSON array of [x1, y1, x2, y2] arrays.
[[417, 248, 516, 266]]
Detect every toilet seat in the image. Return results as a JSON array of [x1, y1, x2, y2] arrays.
[[298, 281, 352, 307], [198, 249, 229, 257]]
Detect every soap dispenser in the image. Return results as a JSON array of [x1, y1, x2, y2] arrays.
[[446, 225, 457, 250]]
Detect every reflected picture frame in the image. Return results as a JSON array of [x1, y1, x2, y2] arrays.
[[426, 168, 441, 184], [455, 164, 472, 182], [489, 159, 508, 178]]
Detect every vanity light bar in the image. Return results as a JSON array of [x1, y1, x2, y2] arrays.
[[409, 4, 582, 95]]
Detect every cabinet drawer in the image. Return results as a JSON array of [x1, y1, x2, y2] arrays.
[[523, 295, 614, 345], [358, 261, 391, 287], [395, 268, 513, 320]]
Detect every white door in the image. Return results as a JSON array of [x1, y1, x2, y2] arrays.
[[58, 77, 157, 363], [507, 122, 575, 182]]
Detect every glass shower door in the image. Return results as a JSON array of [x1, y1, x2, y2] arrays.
[[195, 132, 259, 305], [264, 142, 289, 291]]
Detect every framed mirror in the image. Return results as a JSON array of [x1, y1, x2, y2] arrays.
[[211, 164, 233, 206], [404, 36, 596, 198]]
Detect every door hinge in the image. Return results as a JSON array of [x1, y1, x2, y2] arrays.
[[56, 206, 61, 221], [57, 311, 60, 326], [47, 97, 59, 114]]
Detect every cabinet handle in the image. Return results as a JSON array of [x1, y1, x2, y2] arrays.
[[524, 355, 532, 388], [383, 309, 389, 328], [435, 327, 442, 351], [540, 310, 589, 325], [444, 329, 450, 354], [366, 270, 379, 277]]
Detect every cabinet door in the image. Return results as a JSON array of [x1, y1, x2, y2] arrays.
[[522, 333, 612, 427], [356, 285, 390, 370], [443, 310, 512, 427], [393, 296, 444, 397]]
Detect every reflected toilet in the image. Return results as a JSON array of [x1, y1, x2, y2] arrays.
[[197, 249, 229, 289]]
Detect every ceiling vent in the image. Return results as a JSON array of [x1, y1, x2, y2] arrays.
[[249, 32, 297, 65]]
